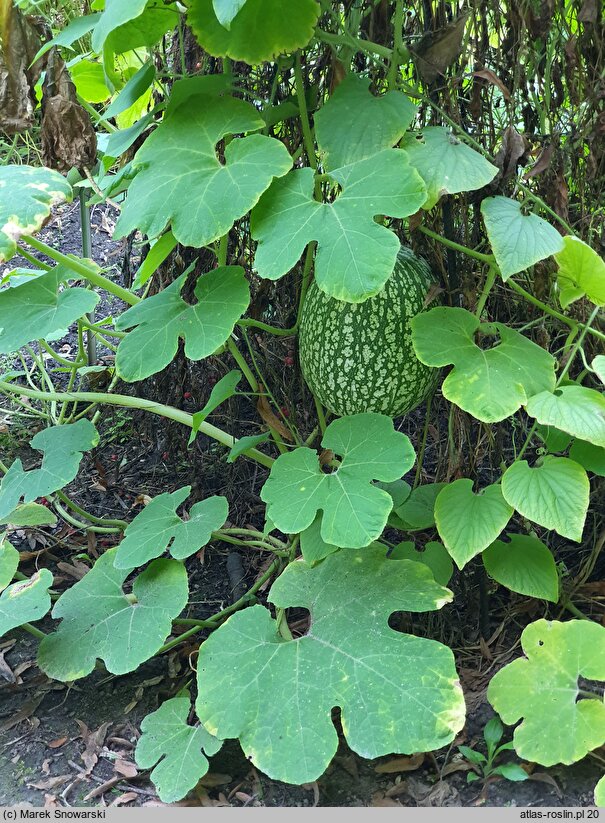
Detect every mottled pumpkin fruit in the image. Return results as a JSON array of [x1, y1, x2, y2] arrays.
[[299, 245, 441, 417]]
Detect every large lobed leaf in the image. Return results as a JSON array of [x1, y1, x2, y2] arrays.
[[115, 83, 292, 248], [0, 266, 98, 354], [38, 548, 188, 681], [488, 619, 605, 766], [252, 151, 426, 302], [314, 74, 416, 170], [136, 694, 222, 803], [0, 421, 99, 521], [196, 544, 465, 784], [114, 487, 228, 569], [0, 166, 72, 262], [261, 413, 416, 548], [411, 306, 556, 422], [115, 267, 250, 382]]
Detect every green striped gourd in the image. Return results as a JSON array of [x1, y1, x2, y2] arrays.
[[299, 245, 440, 417]]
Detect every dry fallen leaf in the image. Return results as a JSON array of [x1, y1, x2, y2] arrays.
[[257, 394, 293, 442], [77, 719, 111, 773], [0, 695, 43, 732], [200, 773, 232, 788], [524, 144, 555, 179], [114, 759, 138, 779], [473, 69, 511, 101], [27, 775, 71, 791], [47, 736, 68, 749], [375, 753, 425, 773], [110, 792, 138, 807]]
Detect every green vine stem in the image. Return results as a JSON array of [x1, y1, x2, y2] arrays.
[[78, 316, 127, 339], [475, 267, 497, 318], [315, 28, 396, 62], [294, 52, 318, 173], [54, 491, 129, 530], [22, 235, 140, 307], [0, 381, 275, 469], [416, 225, 493, 264], [506, 280, 605, 342], [52, 499, 122, 534], [159, 559, 281, 654], [20, 623, 47, 640], [237, 242, 315, 337]]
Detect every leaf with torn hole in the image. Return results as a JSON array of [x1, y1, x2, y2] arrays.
[[488, 619, 605, 766], [196, 545, 464, 784]]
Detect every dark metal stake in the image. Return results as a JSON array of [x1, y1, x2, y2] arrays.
[[79, 191, 96, 366]]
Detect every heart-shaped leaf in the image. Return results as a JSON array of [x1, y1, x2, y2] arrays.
[[393, 482, 446, 530], [0, 569, 53, 640], [114, 487, 228, 569], [526, 386, 605, 449], [38, 549, 188, 681], [482, 533, 558, 602], [136, 694, 222, 803], [390, 540, 453, 586], [411, 307, 556, 422], [260, 413, 416, 548], [196, 544, 465, 784], [188, 0, 319, 64], [554, 236, 605, 308], [593, 356, 605, 385], [481, 196, 564, 280], [212, 0, 248, 29], [115, 267, 250, 382], [115, 85, 292, 248], [314, 75, 416, 170], [488, 619, 605, 765], [92, 0, 179, 53], [251, 151, 427, 302], [569, 439, 605, 477], [501, 456, 589, 542], [434, 480, 513, 569], [0, 267, 99, 353], [0, 421, 99, 521], [0, 166, 72, 262], [402, 128, 498, 210]]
